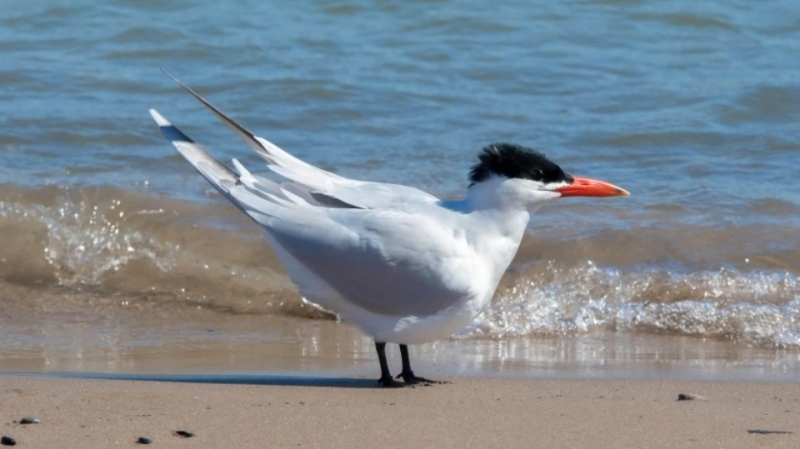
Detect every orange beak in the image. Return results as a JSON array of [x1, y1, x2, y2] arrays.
[[555, 176, 630, 198]]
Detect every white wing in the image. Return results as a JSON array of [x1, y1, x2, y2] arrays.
[[150, 109, 477, 317], [230, 185, 477, 316], [160, 70, 440, 210]]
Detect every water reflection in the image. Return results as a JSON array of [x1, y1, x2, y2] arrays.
[[435, 333, 800, 381], [1, 314, 799, 382]]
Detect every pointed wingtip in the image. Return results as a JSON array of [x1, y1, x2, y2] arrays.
[[157, 70, 268, 159], [148, 109, 194, 143], [159, 68, 203, 99], [160, 68, 185, 87], [149, 109, 171, 127]]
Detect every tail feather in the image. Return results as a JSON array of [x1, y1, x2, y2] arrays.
[[231, 158, 297, 205]]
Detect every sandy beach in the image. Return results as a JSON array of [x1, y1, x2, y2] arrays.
[[1, 375, 798, 448], [3, 304, 800, 448]]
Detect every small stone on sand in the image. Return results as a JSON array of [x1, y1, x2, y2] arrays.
[[1, 436, 16, 446], [677, 393, 706, 401], [173, 430, 195, 438], [747, 429, 792, 435], [19, 417, 40, 424], [136, 436, 153, 444]]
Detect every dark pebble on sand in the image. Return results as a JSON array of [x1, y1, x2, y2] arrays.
[[1, 436, 16, 446], [19, 416, 40, 424], [748, 429, 792, 435], [136, 436, 153, 444], [173, 430, 195, 438], [677, 393, 706, 401]]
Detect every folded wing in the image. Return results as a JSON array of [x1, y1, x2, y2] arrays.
[[150, 108, 475, 317]]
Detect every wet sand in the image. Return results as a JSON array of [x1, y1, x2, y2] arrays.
[[2, 375, 799, 448], [4, 310, 800, 381], [3, 302, 800, 448]]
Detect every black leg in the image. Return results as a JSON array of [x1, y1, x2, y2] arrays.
[[395, 344, 441, 385], [375, 342, 402, 387]]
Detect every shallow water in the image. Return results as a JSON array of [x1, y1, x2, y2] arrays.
[[2, 312, 799, 382], [1, 0, 800, 377]]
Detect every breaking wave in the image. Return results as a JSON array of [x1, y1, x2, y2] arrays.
[[1, 184, 799, 347], [463, 263, 800, 348]]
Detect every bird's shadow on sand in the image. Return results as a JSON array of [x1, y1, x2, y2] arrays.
[[11, 372, 382, 389]]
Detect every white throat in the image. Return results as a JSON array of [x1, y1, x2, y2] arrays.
[[438, 175, 560, 296]]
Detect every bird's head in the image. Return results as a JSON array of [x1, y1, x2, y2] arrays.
[[467, 143, 629, 211]]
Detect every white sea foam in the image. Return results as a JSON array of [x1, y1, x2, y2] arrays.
[[461, 262, 800, 348]]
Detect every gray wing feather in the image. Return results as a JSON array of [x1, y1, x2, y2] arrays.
[[229, 186, 473, 317]]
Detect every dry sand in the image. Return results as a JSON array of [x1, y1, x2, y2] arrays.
[[2, 375, 798, 448]]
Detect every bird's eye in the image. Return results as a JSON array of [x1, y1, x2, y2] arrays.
[[530, 168, 543, 179]]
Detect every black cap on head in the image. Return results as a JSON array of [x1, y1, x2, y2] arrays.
[[468, 143, 573, 186]]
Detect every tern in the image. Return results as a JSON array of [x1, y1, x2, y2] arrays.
[[150, 74, 629, 387]]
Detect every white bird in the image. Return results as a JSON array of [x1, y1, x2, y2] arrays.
[[150, 73, 629, 387]]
